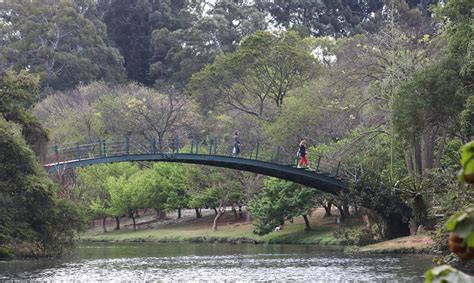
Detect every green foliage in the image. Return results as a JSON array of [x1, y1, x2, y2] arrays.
[[0, 246, 13, 259], [4, 0, 125, 90], [425, 265, 473, 283], [188, 31, 320, 120], [393, 63, 464, 145], [0, 119, 83, 256], [446, 207, 474, 248], [459, 141, 474, 183], [257, 0, 386, 37], [426, 169, 474, 232], [461, 96, 474, 139], [107, 171, 148, 226], [412, 194, 428, 227], [0, 70, 39, 125], [437, 0, 473, 80], [427, 141, 474, 279], [350, 170, 411, 239], [249, 179, 316, 235], [0, 70, 48, 155], [77, 163, 140, 220], [149, 0, 266, 88], [335, 226, 378, 246], [103, 0, 154, 85], [141, 163, 189, 213]]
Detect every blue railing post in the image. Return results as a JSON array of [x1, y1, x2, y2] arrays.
[[335, 161, 341, 177], [316, 156, 321, 173], [54, 144, 59, 161], [75, 142, 81, 160], [124, 137, 129, 155], [99, 140, 103, 157], [150, 138, 157, 154], [275, 146, 280, 162], [196, 141, 199, 154], [208, 141, 212, 155], [175, 138, 179, 153], [102, 139, 107, 157], [213, 138, 217, 155], [255, 142, 260, 160], [190, 140, 194, 154]]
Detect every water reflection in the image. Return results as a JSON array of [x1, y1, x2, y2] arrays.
[[0, 243, 434, 281]]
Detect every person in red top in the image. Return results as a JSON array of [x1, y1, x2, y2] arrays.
[[297, 139, 308, 168]]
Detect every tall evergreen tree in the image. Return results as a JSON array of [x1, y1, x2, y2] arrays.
[[2, 0, 125, 91]]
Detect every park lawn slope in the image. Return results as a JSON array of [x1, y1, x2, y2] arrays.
[[80, 209, 354, 245]]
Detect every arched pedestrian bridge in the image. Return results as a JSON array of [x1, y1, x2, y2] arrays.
[[43, 138, 349, 194]]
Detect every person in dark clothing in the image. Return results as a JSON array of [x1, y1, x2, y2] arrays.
[[232, 131, 241, 157], [297, 139, 308, 168]]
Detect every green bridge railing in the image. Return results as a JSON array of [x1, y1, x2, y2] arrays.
[[43, 137, 348, 179]]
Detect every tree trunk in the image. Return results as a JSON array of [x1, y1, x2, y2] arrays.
[[403, 146, 415, 175], [213, 208, 218, 216], [434, 129, 447, 168], [156, 209, 166, 220], [131, 214, 136, 231], [336, 205, 345, 221], [102, 216, 107, 233], [195, 208, 201, 218], [414, 141, 422, 175], [323, 200, 333, 217], [231, 204, 238, 220], [177, 208, 181, 219], [115, 216, 120, 230], [302, 214, 311, 230], [343, 201, 350, 218], [212, 208, 225, 232]]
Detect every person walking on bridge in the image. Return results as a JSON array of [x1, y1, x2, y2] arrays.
[[232, 130, 241, 157], [297, 139, 308, 168]]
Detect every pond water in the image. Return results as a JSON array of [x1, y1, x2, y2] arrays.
[[0, 243, 434, 282]]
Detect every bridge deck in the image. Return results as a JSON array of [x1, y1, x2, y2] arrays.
[[44, 153, 347, 194], [43, 138, 349, 194]]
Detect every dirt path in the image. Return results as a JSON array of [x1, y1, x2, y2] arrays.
[[359, 235, 433, 253]]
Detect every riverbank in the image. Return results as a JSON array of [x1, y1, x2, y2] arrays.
[[356, 235, 434, 254], [80, 208, 356, 245], [80, 209, 435, 255]]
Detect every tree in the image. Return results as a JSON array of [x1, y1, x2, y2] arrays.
[[3, 0, 125, 91], [193, 168, 242, 231], [34, 82, 196, 150], [107, 171, 147, 231], [149, 0, 266, 89], [393, 62, 466, 174], [141, 163, 189, 219], [350, 170, 411, 239], [0, 70, 48, 157], [438, 0, 473, 85], [77, 163, 139, 231], [94, 84, 194, 151], [249, 178, 317, 235], [103, 0, 195, 85], [188, 31, 320, 121], [33, 81, 109, 144], [257, 0, 440, 37], [0, 118, 83, 257], [103, 0, 153, 84], [461, 96, 474, 141]]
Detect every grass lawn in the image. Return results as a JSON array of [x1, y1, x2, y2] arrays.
[[80, 208, 362, 245]]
